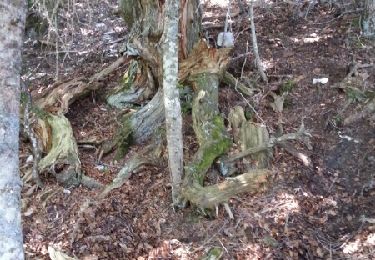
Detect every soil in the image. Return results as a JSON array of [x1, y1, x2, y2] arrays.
[[21, 0, 375, 259]]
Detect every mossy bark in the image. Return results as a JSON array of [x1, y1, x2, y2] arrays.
[[103, 89, 165, 158], [181, 73, 269, 208], [184, 73, 231, 186]]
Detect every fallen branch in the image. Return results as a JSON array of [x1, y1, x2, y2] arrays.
[[71, 141, 163, 245], [22, 83, 43, 188], [222, 71, 256, 96], [99, 140, 163, 199]]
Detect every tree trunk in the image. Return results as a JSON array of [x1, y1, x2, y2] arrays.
[[162, 0, 184, 204], [115, 0, 202, 145], [116, 0, 269, 209], [363, 0, 375, 37], [0, 1, 26, 258]]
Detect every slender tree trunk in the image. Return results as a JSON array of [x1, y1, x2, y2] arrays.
[[162, 0, 184, 204], [363, 0, 375, 37], [115, 0, 269, 209], [0, 1, 26, 259], [249, 1, 267, 82]]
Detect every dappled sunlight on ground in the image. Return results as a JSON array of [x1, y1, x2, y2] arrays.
[[21, 0, 375, 258]]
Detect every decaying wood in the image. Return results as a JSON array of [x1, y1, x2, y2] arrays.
[[224, 119, 312, 167], [106, 0, 203, 156], [226, 106, 311, 169], [107, 60, 156, 109], [228, 106, 248, 143], [183, 169, 269, 209], [241, 122, 270, 168], [180, 69, 268, 209], [227, 106, 271, 169], [182, 73, 231, 187], [32, 111, 101, 188], [227, 145, 271, 163], [34, 56, 128, 113], [108, 41, 233, 153], [179, 40, 231, 81], [37, 114, 80, 186], [29, 56, 128, 186]]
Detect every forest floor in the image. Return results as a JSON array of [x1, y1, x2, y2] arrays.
[[21, 0, 375, 259]]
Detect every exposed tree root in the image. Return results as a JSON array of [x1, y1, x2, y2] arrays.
[[183, 169, 269, 209], [98, 157, 145, 199], [100, 89, 165, 160], [106, 40, 233, 155], [100, 139, 164, 198], [222, 71, 256, 96], [71, 140, 163, 244], [37, 114, 101, 188], [29, 56, 129, 186], [37, 114, 81, 187], [34, 56, 128, 113], [180, 71, 268, 209], [183, 73, 231, 184]]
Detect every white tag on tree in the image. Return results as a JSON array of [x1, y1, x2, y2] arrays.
[[217, 32, 234, 48]]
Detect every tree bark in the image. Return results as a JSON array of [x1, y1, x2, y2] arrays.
[[249, 1, 267, 82], [116, 0, 270, 209], [363, 0, 375, 37], [0, 1, 26, 259], [162, 0, 184, 204], [116, 0, 202, 144]]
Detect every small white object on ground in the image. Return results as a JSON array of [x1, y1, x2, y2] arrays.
[[313, 78, 328, 84], [63, 189, 71, 194]]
